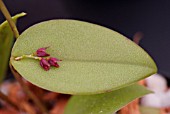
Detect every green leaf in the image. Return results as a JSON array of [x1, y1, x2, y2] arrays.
[[64, 84, 151, 114], [11, 20, 157, 94], [140, 106, 160, 114], [0, 12, 26, 82]]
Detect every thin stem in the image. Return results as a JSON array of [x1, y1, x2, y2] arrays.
[[0, 0, 19, 38], [0, 1, 48, 113], [15, 54, 41, 61], [0, 91, 19, 111], [10, 64, 49, 114]]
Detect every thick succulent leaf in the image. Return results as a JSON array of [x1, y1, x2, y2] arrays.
[[140, 106, 160, 114], [0, 12, 26, 82], [64, 84, 151, 114], [11, 20, 157, 94]]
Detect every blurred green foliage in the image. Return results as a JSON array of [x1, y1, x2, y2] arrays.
[[0, 12, 26, 82]]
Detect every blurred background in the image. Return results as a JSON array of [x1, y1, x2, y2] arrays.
[[0, 0, 170, 78]]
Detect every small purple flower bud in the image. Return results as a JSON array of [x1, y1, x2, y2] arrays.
[[48, 57, 61, 68], [40, 58, 50, 71], [36, 47, 50, 57]]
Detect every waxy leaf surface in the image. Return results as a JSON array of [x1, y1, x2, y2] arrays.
[[64, 84, 151, 114], [11, 20, 157, 94]]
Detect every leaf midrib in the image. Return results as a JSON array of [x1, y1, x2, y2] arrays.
[[62, 59, 157, 70]]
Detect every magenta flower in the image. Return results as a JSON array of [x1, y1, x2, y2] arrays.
[[48, 57, 61, 68], [40, 58, 50, 71], [36, 47, 50, 57]]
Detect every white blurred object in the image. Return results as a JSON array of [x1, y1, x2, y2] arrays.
[[141, 92, 170, 108], [159, 89, 170, 107], [145, 73, 167, 92], [0, 80, 13, 95], [141, 94, 162, 108], [141, 73, 170, 108]]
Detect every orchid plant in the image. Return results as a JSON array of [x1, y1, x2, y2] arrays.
[[0, 0, 157, 114]]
